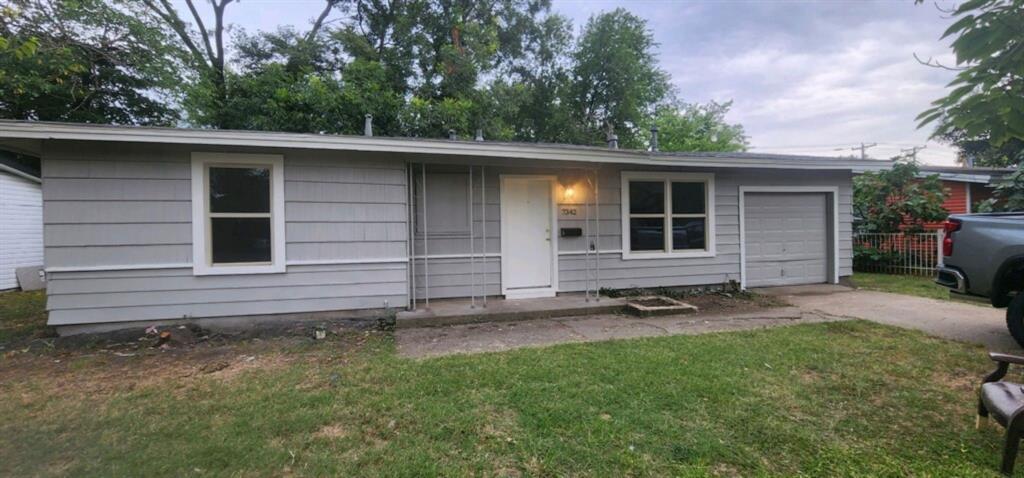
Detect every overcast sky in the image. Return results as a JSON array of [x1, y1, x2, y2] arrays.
[[176, 0, 962, 164]]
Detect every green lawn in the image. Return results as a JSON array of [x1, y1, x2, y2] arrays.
[[853, 272, 954, 301], [0, 290, 49, 343], [0, 316, 1012, 476]]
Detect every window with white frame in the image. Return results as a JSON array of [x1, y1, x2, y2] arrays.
[[191, 153, 286, 275], [621, 172, 715, 258]]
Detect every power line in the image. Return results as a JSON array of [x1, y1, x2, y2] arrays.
[[899, 145, 927, 161], [834, 142, 877, 159]]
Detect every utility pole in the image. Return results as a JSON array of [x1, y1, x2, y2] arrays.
[[835, 142, 878, 159], [855, 142, 877, 159], [900, 145, 926, 161]]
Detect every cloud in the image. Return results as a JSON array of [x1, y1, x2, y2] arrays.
[[189, 0, 965, 164], [553, 0, 962, 164]]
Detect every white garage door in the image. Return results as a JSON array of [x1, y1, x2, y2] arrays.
[[744, 192, 829, 287]]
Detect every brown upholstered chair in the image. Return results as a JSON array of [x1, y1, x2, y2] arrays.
[[978, 352, 1024, 475]]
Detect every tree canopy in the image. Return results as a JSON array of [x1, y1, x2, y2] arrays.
[[0, 1, 747, 150], [917, 0, 1024, 167], [0, 0, 183, 125]]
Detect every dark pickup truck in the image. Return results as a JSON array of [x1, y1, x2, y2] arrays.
[[935, 213, 1024, 345]]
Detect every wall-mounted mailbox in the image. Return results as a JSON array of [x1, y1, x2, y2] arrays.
[[560, 227, 583, 238]]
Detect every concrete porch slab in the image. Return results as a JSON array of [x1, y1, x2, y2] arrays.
[[396, 293, 628, 329]]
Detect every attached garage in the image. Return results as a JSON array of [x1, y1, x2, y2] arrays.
[[740, 188, 838, 288]]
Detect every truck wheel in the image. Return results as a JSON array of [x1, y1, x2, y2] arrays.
[[1007, 294, 1024, 348]]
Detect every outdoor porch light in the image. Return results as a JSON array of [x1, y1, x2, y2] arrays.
[[563, 185, 576, 201]]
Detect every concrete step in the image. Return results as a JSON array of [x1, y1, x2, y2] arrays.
[[396, 294, 628, 329]]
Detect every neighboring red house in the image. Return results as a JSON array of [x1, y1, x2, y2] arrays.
[[915, 166, 1011, 230]]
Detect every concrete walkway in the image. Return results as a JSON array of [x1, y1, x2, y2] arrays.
[[396, 306, 839, 358], [396, 284, 1019, 358], [767, 286, 1018, 352]]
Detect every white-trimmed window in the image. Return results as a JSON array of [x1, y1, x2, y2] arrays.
[[620, 172, 715, 259], [191, 153, 286, 275]]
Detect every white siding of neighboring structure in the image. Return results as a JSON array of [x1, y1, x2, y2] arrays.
[[0, 171, 43, 290]]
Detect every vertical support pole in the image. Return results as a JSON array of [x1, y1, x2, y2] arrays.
[[469, 165, 476, 308], [482, 165, 488, 308], [595, 168, 601, 301], [422, 163, 430, 309], [584, 175, 592, 302], [408, 163, 416, 310], [937, 229, 944, 268]]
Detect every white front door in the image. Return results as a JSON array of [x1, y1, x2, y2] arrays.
[[500, 176, 556, 298]]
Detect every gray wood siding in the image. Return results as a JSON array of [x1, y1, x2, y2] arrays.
[[41, 139, 854, 325], [412, 257, 501, 300], [42, 141, 409, 325], [408, 166, 852, 297]]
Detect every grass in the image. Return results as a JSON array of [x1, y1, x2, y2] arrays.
[[0, 290, 49, 343], [0, 315, 1014, 476], [853, 272, 957, 301]]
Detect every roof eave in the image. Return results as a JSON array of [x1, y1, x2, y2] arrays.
[[0, 120, 891, 171]]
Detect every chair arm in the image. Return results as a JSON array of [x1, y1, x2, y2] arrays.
[[984, 352, 1024, 383], [990, 353, 1024, 366]]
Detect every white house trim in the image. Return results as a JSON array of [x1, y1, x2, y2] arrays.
[[191, 152, 287, 276], [46, 258, 411, 273], [620, 171, 716, 260], [738, 186, 841, 290]]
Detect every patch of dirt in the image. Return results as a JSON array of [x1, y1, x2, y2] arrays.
[[0, 326, 383, 400], [603, 286, 787, 316], [683, 292, 787, 315], [314, 424, 349, 439]]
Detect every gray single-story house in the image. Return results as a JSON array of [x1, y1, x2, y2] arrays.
[[0, 120, 888, 333]]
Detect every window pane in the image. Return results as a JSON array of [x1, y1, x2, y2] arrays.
[[630, 217, 665, 251], [629, 181, 664, 214], [672, 218, 706, 250], [210, 167, 270, 213], [671, 182, 705, 214], [211, 218, 271, 263]]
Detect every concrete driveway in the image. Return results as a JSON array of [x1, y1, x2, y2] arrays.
[[760, 285, 1018, 352]]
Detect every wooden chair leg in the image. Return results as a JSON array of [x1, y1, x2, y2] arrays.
[[1002, 430, 1020, 476]]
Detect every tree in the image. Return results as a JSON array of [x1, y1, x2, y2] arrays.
[[650, 101, 747, 152], [140, 0, 341, 128], [917, 0, 1024, 160], [977, 165, 1024, 212], [568, 8, 671, 148], [0, 0, 182, 125], [854, 161, 949, 233], [938, 128, 1023, 168]]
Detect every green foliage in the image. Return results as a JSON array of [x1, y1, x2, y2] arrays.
[[853, 244, 902, 271], [568, 8, 671, 148], [939, 128, 1023, 168], [5, 0, 747, 149], [651, 101, 748, 152], [0, 0, 183, 125], [854, 161, 948, 233], [976, 165, 1024, 212], [917, 0, 1024, 151]]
